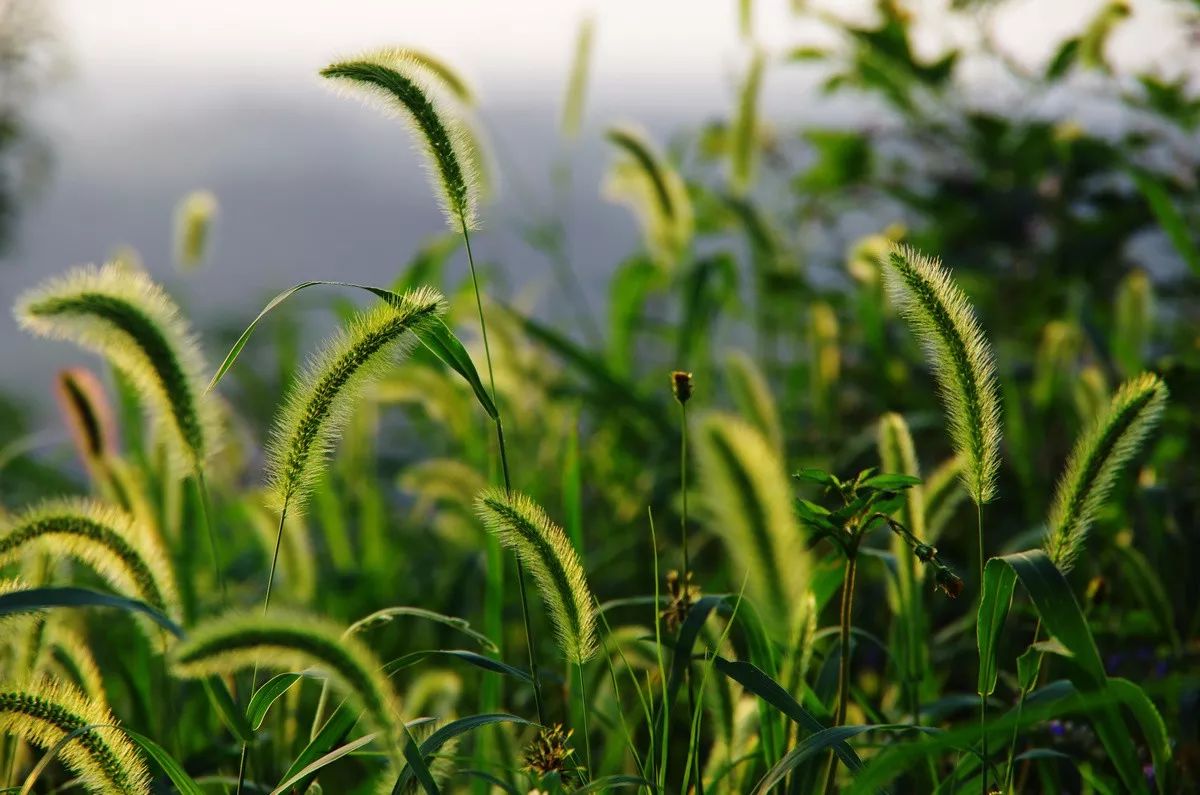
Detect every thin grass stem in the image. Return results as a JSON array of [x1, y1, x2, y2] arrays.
[[459, 214, 545, 726], [195, 472, 227, 604], [977, 501, 988, 795], [576, 662, 593, 781]]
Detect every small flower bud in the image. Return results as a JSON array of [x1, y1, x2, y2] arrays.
[[671, 370, 694, 404]]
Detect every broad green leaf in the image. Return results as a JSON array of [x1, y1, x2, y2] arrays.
[[278, 701, 356, 789], [203, 676, 255, 743], [412, 318, 499, 419], [976, 560, 1017, 696]]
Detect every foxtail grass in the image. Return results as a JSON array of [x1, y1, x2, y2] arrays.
[[723, 352, 782, 453], [562, 18, 595, 140], [1113, 269, 1154, 378], [264, 289, 444, 519], [53, 367, 116, 471], [320, 50, 479, 230], [323, 44, 545, 724], [15, 263, 217, 470], [881, 245, 1000, 506], [877, 413, 927, 732], [1044, 372, 1168, 573], [730, 48, 765, 195], [882, 243, 1000, 793], [172, 609, 401, 757], [693, 412, 811, 639], [43, 622, 106, 707], [604, 125, 694, 268], [0, 678, 150, 794], [0, 499, 179, 625], [475, 489, 598, 665]]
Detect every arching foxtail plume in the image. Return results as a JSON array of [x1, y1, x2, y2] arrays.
[[320, 50, 480, 230], [264, 288, 444, 518], [0, 678, 150, 794], [15, 263, 218, 470], [0, 499, 180, 631], [693, 412, 811, 641], [475, 489, 598, 665], [171, 609, 402, 761], [881, 244, 1000, 507], [1044, 372, 1168, 573]]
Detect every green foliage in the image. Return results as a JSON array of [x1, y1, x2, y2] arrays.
[[1, 5, 1197, 792]]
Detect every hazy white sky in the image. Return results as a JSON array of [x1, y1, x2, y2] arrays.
[[46, 0, 1184, 101]]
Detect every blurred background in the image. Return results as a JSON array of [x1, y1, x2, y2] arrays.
[[2, 0, 1197, 422]]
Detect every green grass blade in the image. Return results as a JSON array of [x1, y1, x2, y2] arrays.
[[712, 657, 864, 771], [381, 649, 532, 682], [0, 585, 183, 637], [755, 724, 933, 793], [247, 673, 305, 731], [1130, 168, 1200, 276], [270, 732, 379, 795], [346, 606, 498, 652], [390, 713, 534, 792]]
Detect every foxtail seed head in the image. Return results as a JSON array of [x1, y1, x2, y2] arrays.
[[694, 412, 811, 639], [172, 609, 401, 757], [604, 124, 694, 268], [15, 263, 217, 469], [0, 499, 179, 625], [264, 288, 445, 516], [1045, 372, 1168, 573], [321, 50, 481, 230], [475, 489, 598, 663], [0, 678, 150, 794], [881, 244, 1001, 506]]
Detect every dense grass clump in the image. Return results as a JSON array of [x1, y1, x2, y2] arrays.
[[0, 8, 1196, 793]]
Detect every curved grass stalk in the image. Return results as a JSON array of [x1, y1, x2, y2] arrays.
[[693, 412, 811, 640], [171, 610, 401, 758], [0, 500, 180, 626], [881, 244, 999, 793], [264, 290, 444, 518], [881, 245, 1000, 506], [1044, 372, 1168, 573], [320, 51, 479, 230], [475, 489, 598, 665], [321, 46, 544, 723], [15, 263, 217, 470], [0, 678, 149, 794]]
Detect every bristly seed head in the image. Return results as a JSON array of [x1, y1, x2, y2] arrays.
[[320, 49, 481, 231], [264, 288, 445, 516], [15, 262, 218, 470], [881, 244, 1001, 507]]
